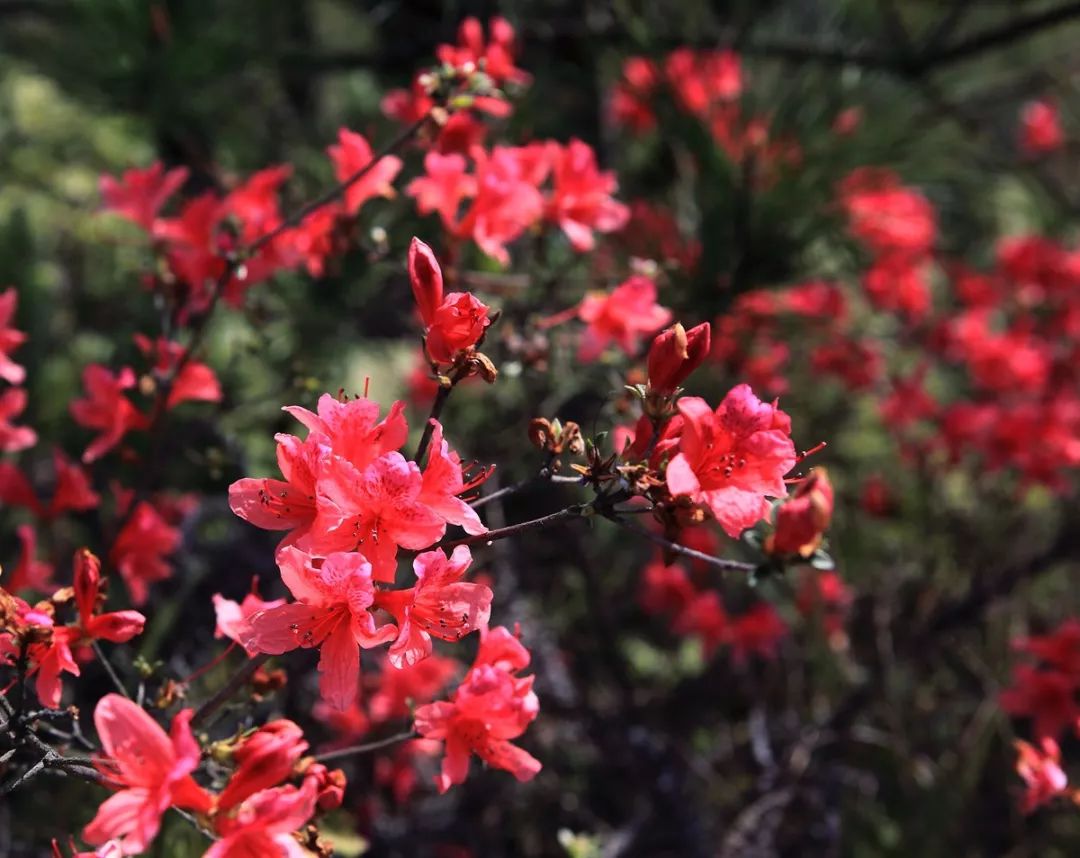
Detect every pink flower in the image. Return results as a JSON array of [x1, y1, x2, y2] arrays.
[[418, 420, 487, 535], [212, 586, 286, 657], [0, 387, 37, 453], [243, 547, 396, 710], [666, 385, 796, 537], [207, 781, 317, 858], [0, 287, 28, 385], [99, 162, 189, 231], [69, 366, 147, 463], [577, 275, 672, 362], [1015, 737, 1070, 813], [312, 452, 447, 581], [327, 128, 403, 216], [458, 145, 546, 265], [228, 432, 324, 544], [545, 139, 629, 251], [414, 626, 541, 793], [82, 695, 211, 855], [376, 545, 492, 668]]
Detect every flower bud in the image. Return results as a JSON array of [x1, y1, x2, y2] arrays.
[[767, 468, 834, 557], [647, 322, 711, 394], [408, 237, 444, 328]]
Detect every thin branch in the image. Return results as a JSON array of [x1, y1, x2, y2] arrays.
[[314, 730, 416, 763], [440, 504, 590, 550], [932, 1, 1080, 67], [191, 654, 270, 729], [91, 641, 131, 700], [413, 382, 453, 465], [601, 514, 757, 573]]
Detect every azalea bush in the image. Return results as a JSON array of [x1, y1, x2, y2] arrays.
[[3, 3, 1080, 856]]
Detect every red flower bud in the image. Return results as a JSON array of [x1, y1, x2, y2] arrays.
[[646, 321, 711, 394], [408, 237, 444, 327], [768, 468, 834, 557]]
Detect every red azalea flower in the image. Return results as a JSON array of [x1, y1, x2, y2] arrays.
[[672, 590, 728, 656], [436, 16, 529, 88], [639, 559, 694, 618], [1014, 737, 1070, 813], [376, 545, 492, 668], [134, 335, 222, 409], [0, 387, 37, 453], [457, 145, 546, 265], [545, 139, 629, 252], [408, 152, 477, 231], [82, 695, 211, 854], [243, 547, 396, 710], [1014, 619, 1080, 676], [666, 385, 796, 537], [312, 451, 446, 581], [647, 322, 712, 394], [69, 365, 147, 463], [768, 468, 834, 557], [414, 625, 540, 793], [208, 781, 317, 858], [99, 161, 189, 231], [0, 287, 28, 384], [728, 603, 788, 665], [109, 501, 181, 606], [577, 275, 672, 362], [72, 548, 146, 645], [1000, 665, 1080, 740], [1019, 99, 1064, 156], [49, 448, 101, 517], [327, 128, 403, 216], [7, 524, 53, 593], [212, 585, 286, 657]]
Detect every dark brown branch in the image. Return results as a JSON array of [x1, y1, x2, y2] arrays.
[[314, 730, 416, 763], [602, 514, 757, 574], [440, 504, 590, 550], [191, 653, 270, 729]]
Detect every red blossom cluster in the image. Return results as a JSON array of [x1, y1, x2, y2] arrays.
[[611, 49, 800, 182], [0, 550, 144, 708], [407, 138, 628, 263], [81, 695, 344, 855], [1001, 619, 1080, 812], [100, 125, 400, 310]]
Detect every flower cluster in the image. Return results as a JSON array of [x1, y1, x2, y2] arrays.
[[1001, 619, 1080, 812], [99, 127, 400, 313], [407, 138, 628, 264], [611, 49, 800, 183], [82, 694, 344, 856], [0, 550, 145, 708]]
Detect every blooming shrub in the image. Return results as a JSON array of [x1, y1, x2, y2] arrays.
[[3, 5, 1080, 856]]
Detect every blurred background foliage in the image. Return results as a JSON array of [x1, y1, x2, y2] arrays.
[[3, 1, 1080, 856]]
